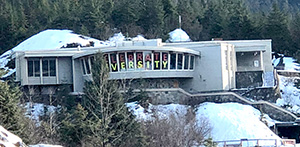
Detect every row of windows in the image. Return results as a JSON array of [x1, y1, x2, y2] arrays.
[[28, 59, 56, 77], [81, 52, 195, 75]]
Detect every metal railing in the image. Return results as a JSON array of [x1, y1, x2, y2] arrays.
[[215, 138, 295, 147]]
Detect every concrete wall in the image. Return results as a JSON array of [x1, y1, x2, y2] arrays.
[[221, 44, 236, 90], [186, 45, 224, 92], [73, 58, 85, 92], [58, 57, 73, 84]]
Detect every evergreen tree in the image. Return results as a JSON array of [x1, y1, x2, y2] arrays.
[[162, 0, 177, 37], [264, 3, 294, 55], [112, 0, 140, 36], [199, 2, 223, 40], [0, 70, 27, 139], [59, 52, 147, 146], [223, 0, 256, 40], [59, 104, 89, 147], [139, 0, 164, 38], [82, 52, 147, 146]]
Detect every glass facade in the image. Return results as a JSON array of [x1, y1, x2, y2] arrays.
[[81, 51, 195, 75], [28, 58, 56, 77]]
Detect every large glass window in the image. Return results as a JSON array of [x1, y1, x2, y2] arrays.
[[119, 53, 126, 71], [190, 56, 194, 70], [170, 53, 176, 70], [110, 53, 118, 72], [153, 52, 160, 70], [42, 60, 49, 76], [34, 60, 40, 77], [81, 59, 86, 75], [127, 52, 135, 70], [28, 58, 56, 77], [136, 52, 144, 70], [50, 60, 56, 76], [82, 51, 195, 74], [162, 52, 168, 70], [184, 54, 189, 70], [28, 61, 34, 77], [28, 60, 40, 77], [177, 54, 183, 69], [144, 51, 152, 70], [41, 59, 56, 77], [85, 58, 91, 74]]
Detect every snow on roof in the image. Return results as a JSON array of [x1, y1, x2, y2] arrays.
[[109, 32, 125, 42], [12, 29, 110, 51], [0, 125, 24, 147], [132, 35, 147, 41], [167, 28, 191, 42], [0, 29, 114, 75]]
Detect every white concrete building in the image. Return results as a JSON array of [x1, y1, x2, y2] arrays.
[[12, 39, 273, 94]]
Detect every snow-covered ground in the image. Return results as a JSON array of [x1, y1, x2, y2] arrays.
[[24, 103, 57, 122], [0, 125, 24, 147], [273, 56, 300, 71], [273, 56, 300, 114], [128, 102, 281, 146]]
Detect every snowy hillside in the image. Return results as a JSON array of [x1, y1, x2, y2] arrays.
[[273, 56, 300, 114], [0, 125, 24, 147], [128, 102, 281, 145]]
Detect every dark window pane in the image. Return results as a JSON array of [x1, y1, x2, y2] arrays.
[[119, 53, 126, 71], [127, 52, 135, 70], [178, 54, 183, 70], [144, 51, 152, 70], [28, 61, 33, 77], [154, 52, 160, 70], [34, 60, 40, 77], [170, 53, 176, 70], [42, 60, 49, 76], [190, 56, 194, 70], [90, 56, 95, 66], [184, 55, 189, 69], [81, 59, 86, 75], [136, 52, 144, 70], [85, 58, 91, 74], [50, 60, 56, 76], [103, 54, 109, 69], [162, 52, 168, 70], [110, 54, 118, 72]]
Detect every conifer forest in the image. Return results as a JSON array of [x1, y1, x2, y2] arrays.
[[2, 0, 300, 60]]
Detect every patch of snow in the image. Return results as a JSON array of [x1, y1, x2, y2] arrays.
[[273, 56, 300, 71], [167, 28, 191, 42], [263, 71, 275, 87], [0, 125, 24, 147], [196, 103, 280, 142], [109, 32, 125, 43], [132, 35, 147, 41], [24, 103, 57, 122], [128, 102, 281, 145], [277, 75, 300, 114]]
